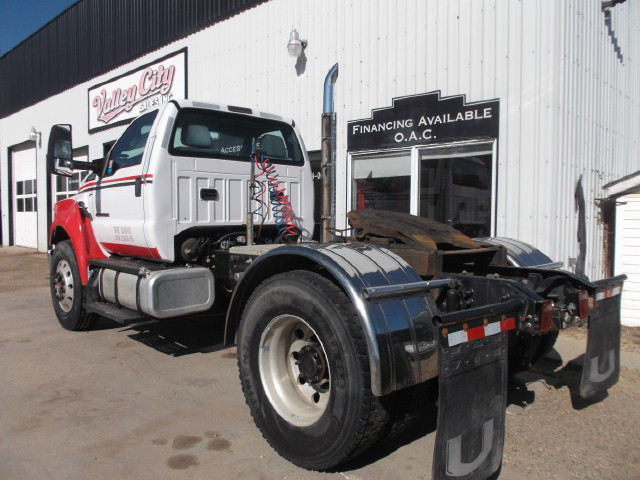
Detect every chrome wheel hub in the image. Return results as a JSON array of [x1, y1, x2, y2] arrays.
[[53, 259, 74, 312], [259, 315, 330, 426]]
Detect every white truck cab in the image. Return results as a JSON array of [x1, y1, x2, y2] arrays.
[[74, 99, 314, 262]]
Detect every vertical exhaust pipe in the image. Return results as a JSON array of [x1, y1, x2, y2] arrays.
[[321, 63, 338, 243]]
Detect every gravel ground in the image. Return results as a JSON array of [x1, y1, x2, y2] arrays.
[[0, 247, 50, 292], [504, 363, 640, 480], [2, 246, 639, 479]]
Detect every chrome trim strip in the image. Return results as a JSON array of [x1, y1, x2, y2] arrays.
[[362, 279, 454, 301]]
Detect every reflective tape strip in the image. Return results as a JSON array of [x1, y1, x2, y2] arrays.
[[445, 317, 516, 348], [595, 285, 622, 301], [448, 330, 468, 347], [484, 321, 501, 336]]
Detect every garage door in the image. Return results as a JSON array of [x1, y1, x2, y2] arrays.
[[12, 145, 38, 248], [615, 193, 640, 327]]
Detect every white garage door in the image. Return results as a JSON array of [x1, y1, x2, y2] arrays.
[[615, 193, 640, 327], [12, 145, 38, 248]]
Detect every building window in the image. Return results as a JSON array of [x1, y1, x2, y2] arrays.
[[15, 179, 37, 212], [352, 151, 411, 213], [419, 147, 492, 238], [350, 141, 495, 237]]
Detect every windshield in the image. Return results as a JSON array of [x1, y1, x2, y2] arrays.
[[169, 108, 304, 165]]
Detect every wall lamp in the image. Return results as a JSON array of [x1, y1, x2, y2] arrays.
[[287, 29, 307, 58], [29, 126, 41, 147]]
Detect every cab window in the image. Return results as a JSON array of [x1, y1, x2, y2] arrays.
[[105, 110, 158, 175], [169, 109, 304, 165]]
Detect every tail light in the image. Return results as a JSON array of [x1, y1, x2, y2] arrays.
[[540, 300, 554, 332], [577, 290, 590, 320]]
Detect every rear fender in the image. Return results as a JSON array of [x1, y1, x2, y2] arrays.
[[49, 199, 106, 285], [225, 242, 441, 396]]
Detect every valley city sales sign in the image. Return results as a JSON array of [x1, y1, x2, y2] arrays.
[[347, 91, 499, 151], [88, 49, 187, 133]]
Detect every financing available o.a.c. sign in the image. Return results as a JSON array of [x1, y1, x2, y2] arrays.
[[347, 91, 500, 151], [88, 49, 187, 133]]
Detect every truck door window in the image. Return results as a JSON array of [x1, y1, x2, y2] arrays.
[[169, 109, 304, 165], [105, 110, 158, 175]]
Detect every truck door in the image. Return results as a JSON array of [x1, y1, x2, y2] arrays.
[[90, 110, 159, 259]]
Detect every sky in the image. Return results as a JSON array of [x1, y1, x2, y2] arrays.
[[0, 0, 78, 55]]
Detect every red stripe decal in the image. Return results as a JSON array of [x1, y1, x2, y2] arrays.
[[101, 243, 161, 260], [500, 317, 516, 331], [79, 174, 154, 192], [467, 326, 485, 341]]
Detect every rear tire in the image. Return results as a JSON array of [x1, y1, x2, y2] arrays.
[[50, 240, 96, 331], [237, 270, 389, 470]]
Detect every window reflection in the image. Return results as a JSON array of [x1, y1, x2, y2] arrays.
[[352, 151, 411, 213], [420, 153, 492, 238]]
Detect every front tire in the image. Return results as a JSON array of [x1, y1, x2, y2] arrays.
[[237, 270, 388, 470], [50, 240, 96, 331]]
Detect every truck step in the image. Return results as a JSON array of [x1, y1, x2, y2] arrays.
[[85, 300, 144, 324], [89, 257, 166, 276]]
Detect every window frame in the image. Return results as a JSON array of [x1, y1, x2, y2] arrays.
[[348, 139, 497, 236]]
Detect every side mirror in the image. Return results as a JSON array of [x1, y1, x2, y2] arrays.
[[47, 124, 74, 177], [47, 124, 101, 176]]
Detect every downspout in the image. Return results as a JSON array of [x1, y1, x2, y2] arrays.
[[321, 63, 338, 243]]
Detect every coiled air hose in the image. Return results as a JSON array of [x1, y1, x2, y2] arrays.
[[251, 153, 299, 242]]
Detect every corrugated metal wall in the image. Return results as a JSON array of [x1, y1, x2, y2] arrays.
[[553, 0, 640, 278], [246, 0, 637, 280], [1, 0, 637, 282], [299, 0, 638, 280], [0, 0, 267, 119]]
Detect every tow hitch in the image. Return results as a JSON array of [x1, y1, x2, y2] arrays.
[[433, 298, 525, 480]]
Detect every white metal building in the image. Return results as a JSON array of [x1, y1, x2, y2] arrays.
[[0, 0, 638, 322]]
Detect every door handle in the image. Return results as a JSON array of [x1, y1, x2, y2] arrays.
[[200, 188, 219, 201]]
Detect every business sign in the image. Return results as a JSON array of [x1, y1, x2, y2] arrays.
[[88, 48, 187, 133], [348, 91, 499, 151]]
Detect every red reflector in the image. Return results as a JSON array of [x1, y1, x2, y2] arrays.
[[500, 316, 516, 331], [578, 290, 590, 320], [540, 300, 554, 332], [467, 325, 485, 341]]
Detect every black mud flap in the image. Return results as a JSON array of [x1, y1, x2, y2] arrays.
[[433, 308, 515, 480], [579, 285, 622, 399]]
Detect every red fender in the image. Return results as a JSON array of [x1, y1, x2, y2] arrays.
[[49, 199, 106, 285]]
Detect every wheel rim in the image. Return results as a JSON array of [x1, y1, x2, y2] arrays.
[[53, 259, 74, 312], [259, 314, 330, 427]]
